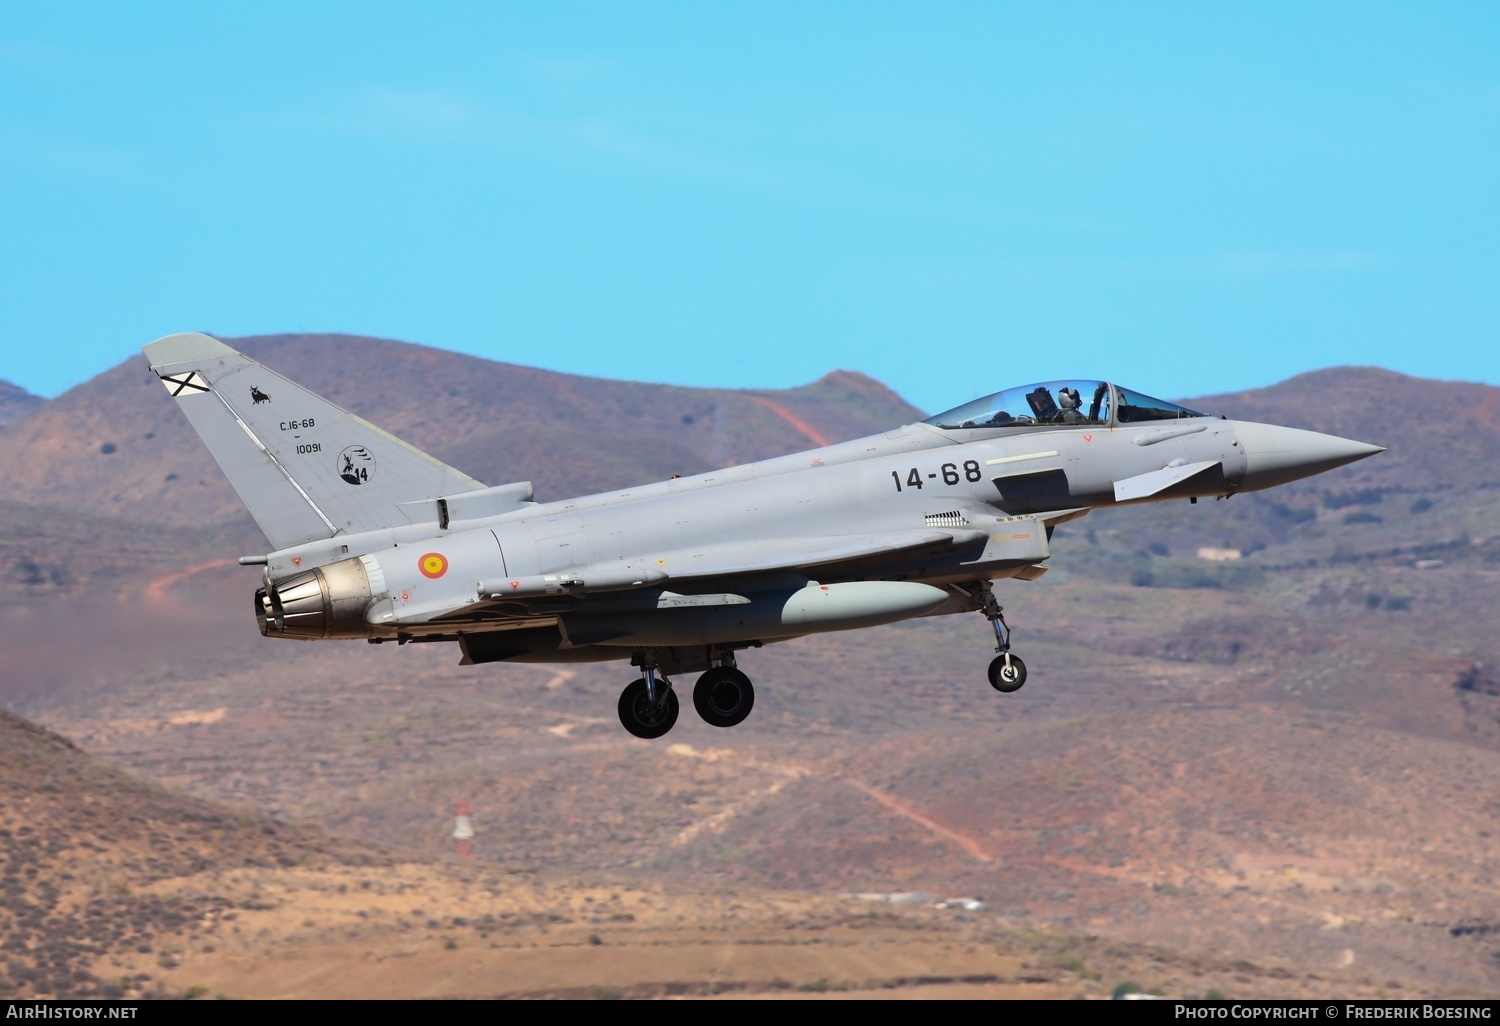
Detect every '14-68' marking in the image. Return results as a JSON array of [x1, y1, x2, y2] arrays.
[[892, 461, 981, 491]]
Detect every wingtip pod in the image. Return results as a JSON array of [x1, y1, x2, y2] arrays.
[[142, 332, 238, 369]]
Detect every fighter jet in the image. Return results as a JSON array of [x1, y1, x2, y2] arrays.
[[143, 333, 1383, 738]]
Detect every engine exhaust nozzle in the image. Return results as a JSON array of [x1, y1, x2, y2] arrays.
[[254, 556, 377, 640]]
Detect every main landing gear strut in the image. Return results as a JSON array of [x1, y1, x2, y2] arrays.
[[617, 649, 757, 739], [969, 581, 1027, 693], [617, 662, 679, 740]]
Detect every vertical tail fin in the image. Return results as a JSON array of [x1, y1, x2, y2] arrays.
[[143, 333, 485, 549]]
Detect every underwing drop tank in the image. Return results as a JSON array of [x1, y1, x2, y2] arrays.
[[559, 580, 949, 648]]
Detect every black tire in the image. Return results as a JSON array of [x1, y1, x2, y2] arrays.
[[618, 679, 679, 739], [693, 667, 755, 728], [988, 654, 1027, 693]]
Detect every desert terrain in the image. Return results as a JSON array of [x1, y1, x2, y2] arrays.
[[1, 335, 1497, 999]]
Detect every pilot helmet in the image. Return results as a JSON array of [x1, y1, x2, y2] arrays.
[[1059, 387, 1081, 409]]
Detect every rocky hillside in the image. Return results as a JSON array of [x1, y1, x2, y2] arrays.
[[0, 709, 385, 999], [0, 334, 924, 531], [4, 338, 1500, 998], [0, 380, 44, 431]]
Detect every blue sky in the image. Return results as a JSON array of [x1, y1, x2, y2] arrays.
[[2, 2, 1496, 413]]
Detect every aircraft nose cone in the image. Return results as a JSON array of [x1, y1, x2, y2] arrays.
[[1230, 421, 1385, 492]]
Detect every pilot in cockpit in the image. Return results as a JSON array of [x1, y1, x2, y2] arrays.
[[1058, 387, 1085, 423]]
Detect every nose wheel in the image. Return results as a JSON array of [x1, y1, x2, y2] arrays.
[[988, 653, 1027, 692]]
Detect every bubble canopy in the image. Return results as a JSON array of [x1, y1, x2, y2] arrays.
[[922, 381, 1206, 430]]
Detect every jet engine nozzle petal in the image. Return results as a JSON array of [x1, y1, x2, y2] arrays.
[[256, 556, 377, 640], [1230, 421, 1385, 492]]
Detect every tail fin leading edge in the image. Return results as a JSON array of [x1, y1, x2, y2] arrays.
[[143, 333, 485, 549]]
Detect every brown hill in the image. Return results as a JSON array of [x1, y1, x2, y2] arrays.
[[1040, 368, 1500, 574], [1186, 366, 1500, 494], [0, 380, 44, 431], [659, 706, 1500, 991], [0, 707, 386, 999], [0, 499, 256, 612], [0, 334, 923, 534], [19, 570, 1499, 996], [0, 701, 1359, 1001], [5, 342, 1500, 998], [2, 344, 1491, 599]]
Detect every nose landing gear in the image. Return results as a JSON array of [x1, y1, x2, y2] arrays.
[[967, 580, 1028, 694]]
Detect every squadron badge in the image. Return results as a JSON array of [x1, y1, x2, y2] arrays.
[[338, 445, 375, 485]]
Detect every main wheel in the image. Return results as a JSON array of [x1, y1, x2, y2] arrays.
[[988, 654, 1028, 693], [693, 667, 755, 728], [618, 679, 679, 739]]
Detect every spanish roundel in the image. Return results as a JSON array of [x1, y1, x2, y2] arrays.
[[418, 552, 449, 579]]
